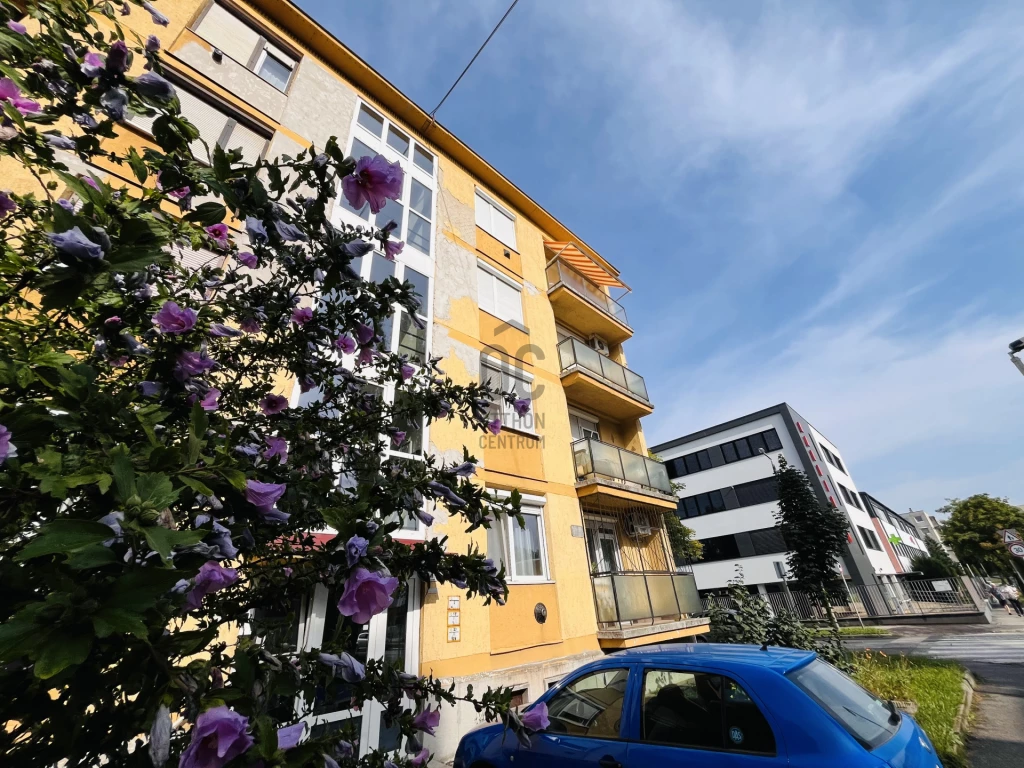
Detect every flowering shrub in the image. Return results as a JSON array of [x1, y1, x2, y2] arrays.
[[0, 2, 540, 765]]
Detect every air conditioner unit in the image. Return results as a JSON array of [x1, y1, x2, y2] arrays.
[[587, 334, 610, 355], [624, 512, 653, 538]]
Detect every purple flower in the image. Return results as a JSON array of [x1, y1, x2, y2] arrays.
[[400, 363, 415, 381], [263, 436, 288, 463], [260, 506, 290, 524], [452, 462, 476, 477], [48, 227, 104, 259], [245, 479, 286, 511], [178, 706, 253, 768], [391, 431, 406, 448], [410, 748, 430, 767], [156, 171, 189, 199], [513, 398, 531, 417], [245, 216, 268, 244], [437, 400, 451, 418], [0, 191, 15, 216], [334, 334, 356, 354], [175, 349, 216, 380], [343, 239, 373, 259], [205, 222, 230, 249], [365, 520, 379, 536], [152, 301, 197, 334], [183, 561, 238, 611], [81, 51, 105, 79], [357, 346, 376, 366], [208, 521, 237, 559], [383, 239, 404, 261], [120, 2, 131, 16], [291, 307, 313, 326], [73, 112, 99, 129], [355, 322, 374, 346], [337, 567, 399, 625], [100, 87, 128, 120], [487, 419, 502, 436], [521, 702, 550, 731], [133, 71, 175, 101], [0, 424, 15, 463], [427, 481, 466, 508], [274, 219, 308, 242], [240, 317, 261, 334], [237, 251, 257, 268], [106, 40, 129, 74], [341, 154, 404, 215], [0, 77, 41, 115], [277, 722, 305, 751], [56, 198, 74, 212], [44, 133, 76, 150], [137, 381, 163, 397], [345, 535, 368, 567], [143, 1, 170, 26], [6, 20, 27, 34], [412, 707, 440, 736], [318, 651, 365, 682], [210, 323, 242, 338], [197, 387, 220, 412], [259, 394, 288, 415], [145, 34, 161, 53]]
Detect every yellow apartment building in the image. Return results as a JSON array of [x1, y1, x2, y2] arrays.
[[5, 0, 708, 760]]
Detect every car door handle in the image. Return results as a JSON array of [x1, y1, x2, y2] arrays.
[[598, 756, 622, 768]]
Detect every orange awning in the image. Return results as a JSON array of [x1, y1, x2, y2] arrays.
[[544, 241, 627, 290]]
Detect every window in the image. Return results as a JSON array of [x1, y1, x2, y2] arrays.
[[487, 494, 549, 583], [838, 484, 862, 510], [642, 670, 775, 755], [733, 476, 780, 507], [193, 3, 298, 90], [821, 445, 846, 474], [677, 477, 778, 519], [338, 103, 436, 257], [475, 189, 517, 250], [857, 526, 881, 551], [789, 660, 898, 750], [128, 86, 268, 165], [665, 429, 783, 479], [585, 518, 620, 573], [395, 266, 429, 363], [697, 527, 788, 562], [481, 357, 533, 433], [570, 413, 600, 442], [477, 263, 524, 327], [546, 668, 628, 739]]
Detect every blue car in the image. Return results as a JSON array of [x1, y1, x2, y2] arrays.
[[454, 644, 941, 768]]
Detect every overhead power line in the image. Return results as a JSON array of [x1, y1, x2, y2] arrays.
[[426, 0, 521, 122]]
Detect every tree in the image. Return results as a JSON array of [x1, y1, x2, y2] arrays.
[[910, 539, 961, 579], [773, 457, 849, 640], [941, 494, 1024, 576], [0, 2, 533, 766], [664, 508, 703, 563]]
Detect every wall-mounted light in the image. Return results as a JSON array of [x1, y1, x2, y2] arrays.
[[212, 48, 224, 63]]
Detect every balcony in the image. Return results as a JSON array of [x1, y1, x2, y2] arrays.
[[572, 438, 675, 506], [558, 338, 653, 420], [545, 257, 632, 345]]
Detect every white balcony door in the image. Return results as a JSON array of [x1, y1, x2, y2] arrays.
[[585, 519, 621, 574], [570, 413, 600, 442]]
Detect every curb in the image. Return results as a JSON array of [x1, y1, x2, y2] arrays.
[[954, 670, 976, 734]]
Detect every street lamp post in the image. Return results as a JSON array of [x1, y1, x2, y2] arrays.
[[1009, 338, 1024, 377]]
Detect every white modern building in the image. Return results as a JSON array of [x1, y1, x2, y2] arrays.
[[650, 403, 900, 599], [902, 510, 959, 561], [860, 493, 929, 575]]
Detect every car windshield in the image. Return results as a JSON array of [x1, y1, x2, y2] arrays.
[[787, 659, 899, 750]]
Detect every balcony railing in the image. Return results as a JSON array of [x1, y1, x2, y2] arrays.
[[572, 438, 672, 495], [558, 337, 650, 403], [546, 260, 629, 327], [591, 570, 702, 629]]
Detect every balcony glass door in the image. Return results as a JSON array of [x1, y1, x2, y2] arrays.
[[585, 519, 621, 574], [570, 414, 600, 441]]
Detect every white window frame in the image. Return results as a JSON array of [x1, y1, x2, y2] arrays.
[[568, 408, 601, 442], [253, 44, 296, 91], [490, 491, 550, 584], [193, 2, 298, 91], [474, 188, 518, 251], [480, 353, 534, 435], [477, 260, 525, 329]]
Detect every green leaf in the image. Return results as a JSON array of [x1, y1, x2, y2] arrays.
[[111, 570, 183, 611], [142, 526, 206, 565], [185, 202, 228, 226], [34, 635, 92, 679], [0, 606, 47, 659], [220, 468, 248, 491], [111, 445, 136, 499], [136, 473, 180, 509], [15, 520, 118, 561], [127, 147, 148, 183], [92, 608, 148, 639], [64, 472, 112, 490], [65, 544, 119, 571], [179, 475, 215, 496], [30, 351, 76, 369], [187, 402, 208, 466]]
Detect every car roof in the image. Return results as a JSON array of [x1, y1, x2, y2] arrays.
[[607, 643, 816, 674]]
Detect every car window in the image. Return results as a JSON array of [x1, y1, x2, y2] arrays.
[[788, 659, 898, 750], [642, 669, 776, 755], [546, 668, 629, 739]]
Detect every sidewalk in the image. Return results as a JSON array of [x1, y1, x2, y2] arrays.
[[967, 662, 1024, 768]]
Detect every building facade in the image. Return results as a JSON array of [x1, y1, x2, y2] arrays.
[[650, 404, 903, 600], [0, 0, 709, 760], [902, 510, 958, 560], [860, 493, 929, 576]]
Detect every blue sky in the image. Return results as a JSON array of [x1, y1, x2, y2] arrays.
[[301, 0, 1024, 516]]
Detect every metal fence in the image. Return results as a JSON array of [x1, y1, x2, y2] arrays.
[[702, 577, 979, 622]]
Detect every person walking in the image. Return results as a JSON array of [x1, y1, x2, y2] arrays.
[[1003, 584, 1024, 617], [990, 584, 1009, 613]]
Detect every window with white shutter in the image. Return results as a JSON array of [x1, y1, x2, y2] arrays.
[[475, 190, 517, 250], [477, 263, 524, 327]]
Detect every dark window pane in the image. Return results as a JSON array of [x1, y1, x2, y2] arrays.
[[683, 497, 699, 518], [404, 266, 429, 309], [642, 670, 724, 749], [734, 477, 780, 508], [721, 442, 738, 463], [257, 53, 292, 90], [413, 144, 434, 174], [747, 433, 766, 456], [684, 454, 701, 474], [410, 179, 432, 218], [724, 678, 776, 754], [700, 534, 741, 562], [370, 252, 396, 284], [697, 450, 712, 471], [392, 391, 423, 454], [547, 668, 629, 738], [763, 429, 783, 451], [722, 486, 740, 510], [357, 105, 384, 137], [666, 457, 687, 479], [734, 438, 752, 459], [708, 444, 725, 467], [397, 310, 427, 362], [407, 212, 431, 255], [387, 126, 410, 156], [750, 527, 788, 556], [709, 490, 725, 512], [697, 493, 714, 515], [735, 532, 755, 558]]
